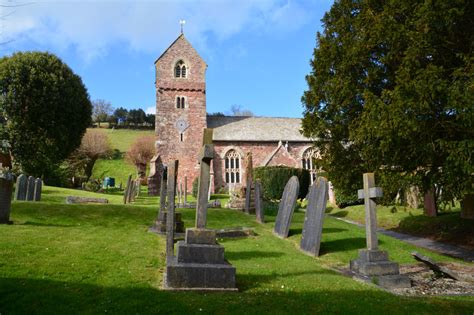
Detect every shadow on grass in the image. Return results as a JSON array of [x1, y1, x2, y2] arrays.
[[225, 250, 283, 261], [0, 277, 471, 314], [330, 210, 349, 218], [319, 237, 367, 255], [19, 221, 75, 228]]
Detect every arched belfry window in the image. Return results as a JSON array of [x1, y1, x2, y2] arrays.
[[302, 148, 320, 184], [224, 150, 241, 184], [174, 60, 187, 78]]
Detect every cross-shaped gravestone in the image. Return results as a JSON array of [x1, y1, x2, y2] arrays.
[[166, 160, 178, 260], [195, 144, 214, 228], [357, 173, 383, 250]]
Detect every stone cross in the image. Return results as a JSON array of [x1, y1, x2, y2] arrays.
[[254, 181, 264, 223], [26, 176, 35, 201], [14, 174, 27, 201], [273, 176, 300, 238], [357, 173, 383, 250], [195, 144, 214, 228], [34, 178, 43, 201], [300, 177, 328, 256], [123, 174, 132, 204], [166, 160, 179, 260], [158, 166, 168, 221]]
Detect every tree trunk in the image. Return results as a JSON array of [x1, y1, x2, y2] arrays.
[[423, 188, 437, 217], [84, 157, 98, 181]]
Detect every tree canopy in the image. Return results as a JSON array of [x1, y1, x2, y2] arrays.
[[0, 51, 92, 180], [302, 0, 473, 209]]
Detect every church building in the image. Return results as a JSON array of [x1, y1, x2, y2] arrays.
[[154, 33, 316, 191]]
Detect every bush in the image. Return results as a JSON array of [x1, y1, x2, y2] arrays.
[[84, 179, 101, 192], [334, 189, 362, 208], [192, 177, 199, 198], [253, 166, 309, 200]]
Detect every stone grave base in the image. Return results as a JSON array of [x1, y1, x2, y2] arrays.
[[150, 212, 185, 235], [350, 249, 411, 289], [164, 228, 237, 291]]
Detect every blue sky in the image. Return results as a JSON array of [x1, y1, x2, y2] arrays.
[[0, 0, 333, 118]]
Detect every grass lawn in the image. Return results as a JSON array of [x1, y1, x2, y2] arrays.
[[90, 128, 154, 184], [328, 204, 474, 250], [0, 186, 473, 314]]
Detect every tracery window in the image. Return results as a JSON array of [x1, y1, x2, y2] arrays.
[[224, 150, 241, 184], [174, 60, 187, 78], [302, 148, 319, 184]]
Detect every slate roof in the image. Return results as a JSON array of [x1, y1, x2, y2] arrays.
[[207, 116, 312, 142]]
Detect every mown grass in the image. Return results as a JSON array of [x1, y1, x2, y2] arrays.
[[0, 186, 473, 314], [328, 204, 474, 249]]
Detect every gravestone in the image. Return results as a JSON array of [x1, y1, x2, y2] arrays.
[[147, 155, 163, 196], [15, 174, 27, 201], [0, 176, 13, 224], [123, 175, 132, 204], [300, 177, 328, 256], [424, 188, 437, 217], [461, 194, 474, 220], [165, 144, 237, 291], [244, 152, 255, 214], [26, 176, 35, 201], [254, 181, 264, 224], [66, 196, 109, 204], [350, 173, 411, 289], [184, 176, 188, 206], [273, 176, 300, 238], [166, 160, 179, 260], [33, 178, 42, 201]]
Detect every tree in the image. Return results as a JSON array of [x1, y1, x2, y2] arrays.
[[112, 107, 128, 126], [145, 113, 155, 128], [127, 109, 146, 126], [230, 104, 254, 116], [0, 51, 92, 181], [126, 135, 155, 178], [302, 0, 473, 214], [67, 129, 112, 181], [92, 99, 113, 127]]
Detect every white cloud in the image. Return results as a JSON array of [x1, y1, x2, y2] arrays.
[[145, 106, 155, 115], [0, 0, 321, 62]]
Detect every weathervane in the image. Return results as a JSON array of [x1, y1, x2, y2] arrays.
[[179, 19, 186, 34]]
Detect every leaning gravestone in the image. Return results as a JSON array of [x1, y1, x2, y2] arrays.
[[254, 181, 264, 224], [14, 174, 27, 201], [165, 143, 237, 291], [33, 178, 42, 201], [350, 173, 410, 288], [273, 176, 300, 238], [300, 177, 328, 256], [26, 176, 35, 201], [147, 155, 163, 196]]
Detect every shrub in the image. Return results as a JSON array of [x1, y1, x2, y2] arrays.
[[334, 189, 362, 208], [126, 135, 155, 178], [253, 166, 309, 200]]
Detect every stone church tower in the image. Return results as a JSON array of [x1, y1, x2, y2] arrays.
[[154, 33, 207, 186]]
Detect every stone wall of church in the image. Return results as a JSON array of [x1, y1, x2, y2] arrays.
[[212, 141, 312, 190]]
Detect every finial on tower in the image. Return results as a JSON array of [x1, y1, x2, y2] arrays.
[[179, 19, 186, 34]]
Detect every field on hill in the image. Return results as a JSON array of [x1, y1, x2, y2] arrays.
[[91, 128, 154, 185], [0, 186, 473, 314]]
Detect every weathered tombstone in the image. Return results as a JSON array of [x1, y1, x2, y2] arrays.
[[184, 176, 188, 206], [424, 188, 437, 217], [300, 177, 328, 256], [33, 178, 42, 201], [136, 178, 141, 197], [273, 176, 300, 238], [166, 160, 179, 260], [147, 155, 163, 196], [165, 143, 236, 291], [0, 171, 13, 224], [66, 196, 109, 204], [254, 181, 264, 224], [328, 181, 336, 205], [158, 167, 168, 222], [26, 176, 35, 201], [123, 175, 132, 204], [244, 152, 255, 214], [14, 174, 27, 201], [178, 182, 183, 206], [350, 173, 410, 288]]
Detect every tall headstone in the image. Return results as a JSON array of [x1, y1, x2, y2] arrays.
[[14, 174, 27, 201], [328, 181, 336, 205], [423, 188, 437, 217], [254, 181, 264, 224], [33, 178, 43, 201], [123, 174, 132, 204], [300, 177, 328, 256], [0, 175, 13, 224], [165, 146, 236, 291], [166, 160, 179, 260], [350, 173, 410, 288], [184, 176, 188, 206], [196, 144, 214, 228], [158, 167, 168, 221], [273, 176, 300, 238], [244, 152, 255, 214], [26, 176, 35, 201], [147, 155, 163, 196]]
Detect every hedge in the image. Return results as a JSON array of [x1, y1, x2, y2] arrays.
[[253, 166, 310, 200]]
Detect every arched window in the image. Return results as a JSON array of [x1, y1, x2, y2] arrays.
[[302, 148, 320, 184], [224, 150, 241, 184], [174, 60, 187, 78], [176, 96, 186, 109]]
